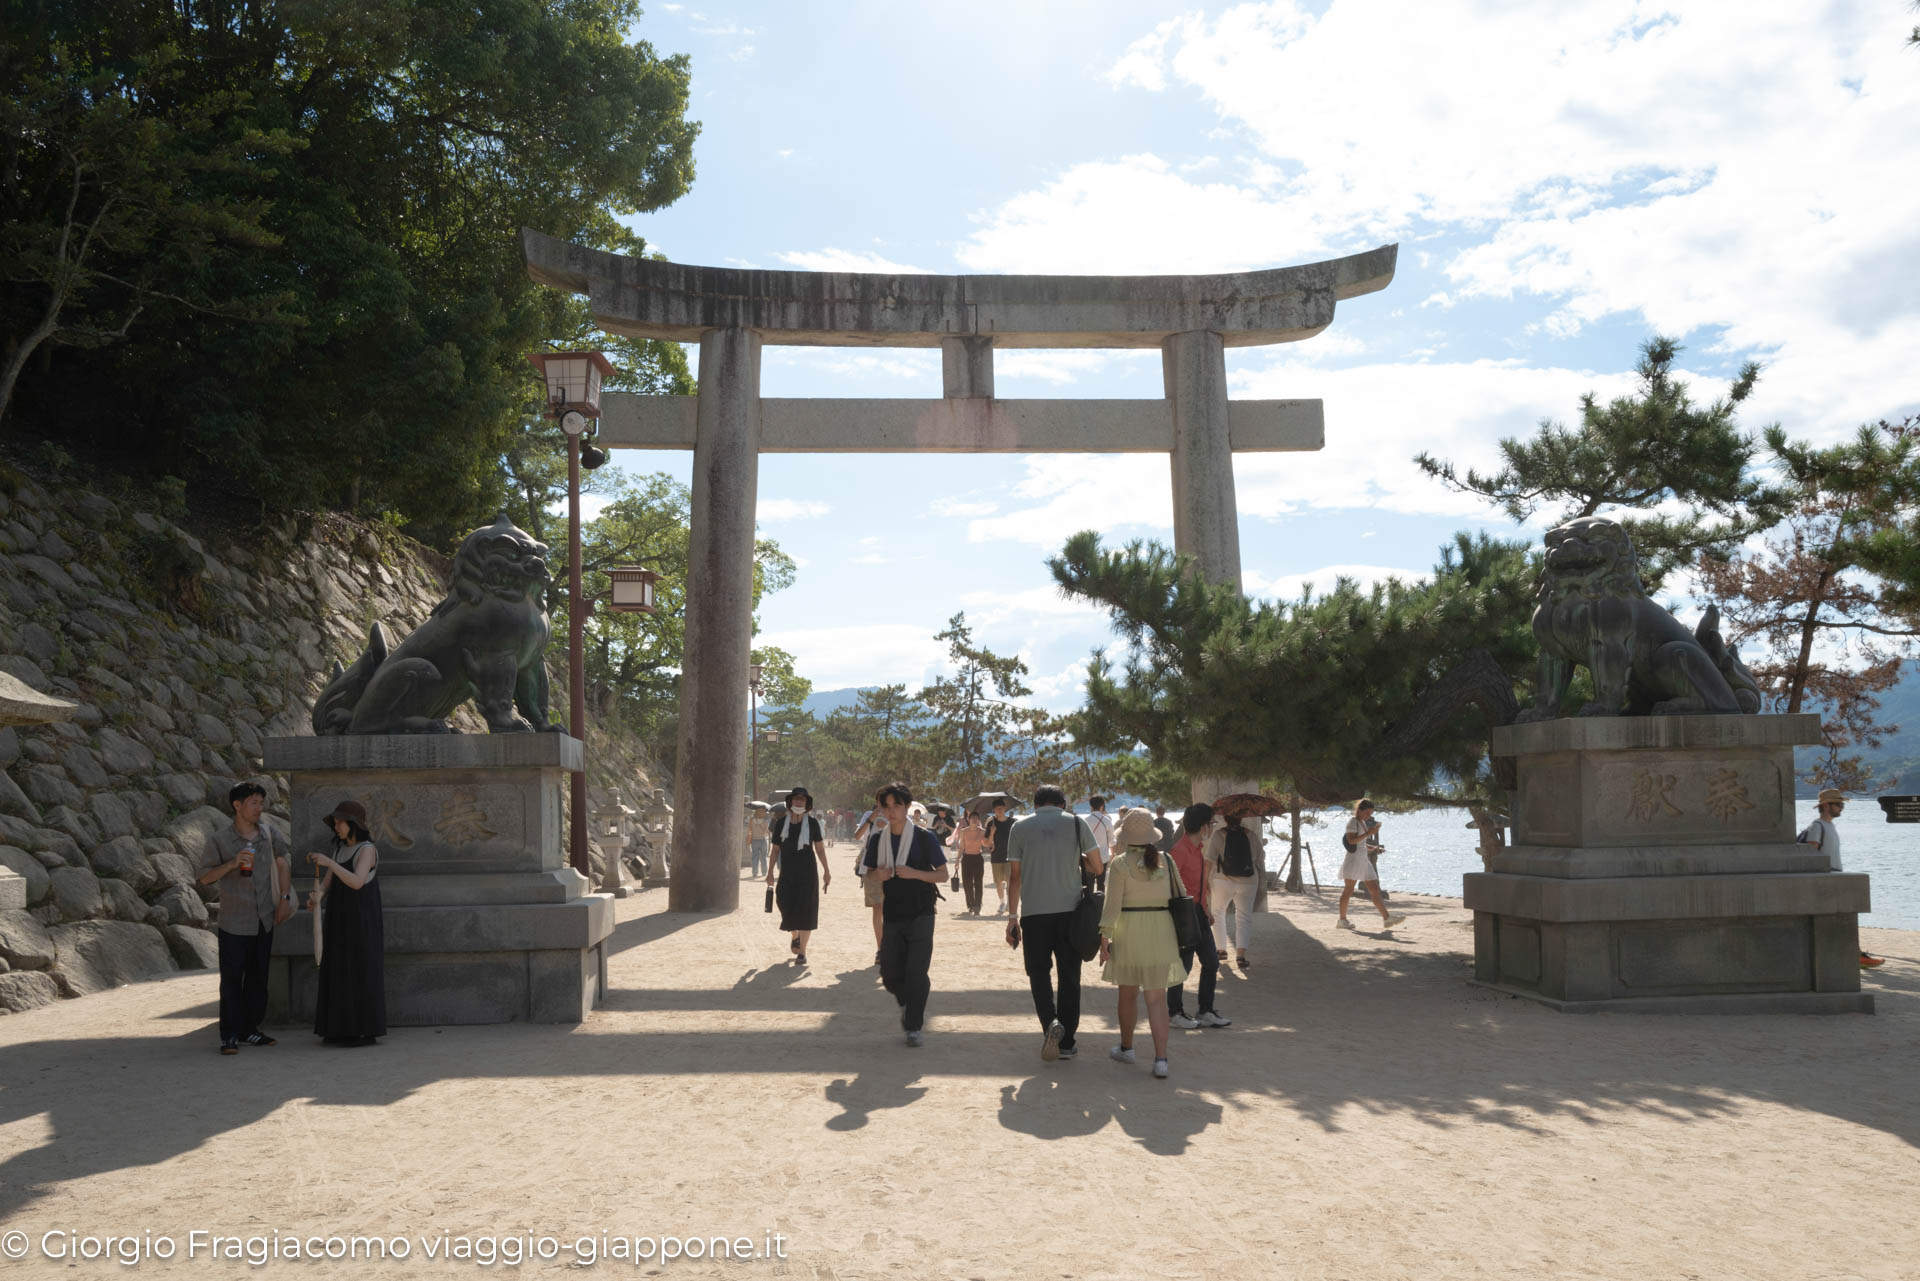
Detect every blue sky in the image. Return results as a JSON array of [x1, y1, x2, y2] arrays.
[[582, 0, 1920, 710]]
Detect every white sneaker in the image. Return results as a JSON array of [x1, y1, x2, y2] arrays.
[[905, 1030, 925, 1048], [1336, 918, 1356, 930], [1198, 1011, 1233, 1028], [1151, 1058, 1170, 1079], [1042, 1020, 1063, 1061], [1169, 1012, 1200, 1030], [1382, 914, 1406, 928], [1109, 1045, 1136, 1064]]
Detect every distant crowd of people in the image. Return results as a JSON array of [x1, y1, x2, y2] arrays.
[[756, 782, 1366, 1078]]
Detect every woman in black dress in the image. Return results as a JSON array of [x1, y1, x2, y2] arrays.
[[766, 785, 830, 964], [307, 799, 387, 1046]]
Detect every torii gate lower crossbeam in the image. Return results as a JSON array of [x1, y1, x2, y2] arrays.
[[522, 229, 1397, 912]]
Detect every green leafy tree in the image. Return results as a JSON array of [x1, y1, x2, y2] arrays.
[[920, 613, 1055, 801], [1049, 530, 1538, 806], [3, 0, 698, 542], [1415, 336, 1788, 586], [0, 31, 294, 424], [555, 470, 796, 763]]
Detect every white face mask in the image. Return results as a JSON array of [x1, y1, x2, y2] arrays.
[[789, 803, 805, 816]]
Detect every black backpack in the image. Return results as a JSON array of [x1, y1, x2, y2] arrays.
[[1220, 826, 1256, 878]]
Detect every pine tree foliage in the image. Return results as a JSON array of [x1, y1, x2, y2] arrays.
[[1414, 337, 1788, 587], [1048, 530, 1538, 805]]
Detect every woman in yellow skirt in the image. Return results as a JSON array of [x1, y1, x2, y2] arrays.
[[1099, 809, 1190, 1079]]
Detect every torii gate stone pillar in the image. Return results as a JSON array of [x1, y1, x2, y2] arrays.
[[523, 229, 1396, 911]]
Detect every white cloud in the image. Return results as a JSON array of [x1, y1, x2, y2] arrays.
[[730, 45, 755, 61], [957, 153, 1337, 274], [1075, 0, 1919, 442], [756, 623, 948, 690], [756, 498, 831, 522], [963, 456, 1174, 548], [930, 496, 999, 518], [776, 147, 793, 158], [774, 248, 932, 274], [1227, 355, 1641, 522]]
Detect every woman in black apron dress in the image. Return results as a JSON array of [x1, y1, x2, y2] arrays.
[[767, 785, 830, 964], [308, 800, 387, 1046]]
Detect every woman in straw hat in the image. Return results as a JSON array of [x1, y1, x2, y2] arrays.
[[1098, 808, 1190, 1079], [307, 800, 387, 1046]]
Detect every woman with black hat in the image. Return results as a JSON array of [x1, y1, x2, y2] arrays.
[[766, 785, 830, 964], [307, 800, 387, 1045]]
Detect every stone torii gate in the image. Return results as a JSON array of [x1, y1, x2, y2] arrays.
[[521, 228, 1396, 912]]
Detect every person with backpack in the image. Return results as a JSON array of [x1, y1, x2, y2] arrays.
[[1005, 784, 1103, 1062], [1337, 799, 1405, 931], [1203, 813, 1264, 968], [1166, 803, 1231, 1029]]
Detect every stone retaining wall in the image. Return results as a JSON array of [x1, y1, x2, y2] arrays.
[[0, 473, 489, 1013]]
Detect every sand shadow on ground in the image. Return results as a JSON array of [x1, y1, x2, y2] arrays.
[[2, 900, 1914, 1203]]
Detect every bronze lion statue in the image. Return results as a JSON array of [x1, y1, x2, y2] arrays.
[[1519, 516, 1762, 720], [311, 515, 562, 735]]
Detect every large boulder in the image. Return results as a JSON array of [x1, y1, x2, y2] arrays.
[[126, 789, 169, 832], [148, 847, 197, 890], [94, 728, 156, 775], [48, 920, 175, 995], [0, 970, 61, 1013], [99, 877, 153, 923], [157, 773, 206, 811], [163, 924, 218, 970], [22, 766, 82, 811], [60, 745, 110, 789], [47, 865, 104, 919], [0, 909, 56, 969], [41, 804, 100, 850], [150, 884, 209, 927], [0, 768, 38, 821], [88, 791, 138, 840], [0, 846, 50, 905], [89, 834, 158, 893], [164, 806, 229, 864]]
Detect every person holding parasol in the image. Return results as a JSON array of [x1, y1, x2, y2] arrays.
[[307, 799, 387, 1047]]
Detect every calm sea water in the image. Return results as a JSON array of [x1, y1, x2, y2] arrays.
[[1262, 802, 1919, 932]]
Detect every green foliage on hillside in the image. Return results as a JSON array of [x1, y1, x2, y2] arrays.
[[1, 0, 697, 546]]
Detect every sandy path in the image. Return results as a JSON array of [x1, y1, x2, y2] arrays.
[[1, 846, 1915, 1280]]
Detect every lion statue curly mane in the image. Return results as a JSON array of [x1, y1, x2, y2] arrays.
[[1518, 515, 1761, 720], [311, 514, 561, 735]]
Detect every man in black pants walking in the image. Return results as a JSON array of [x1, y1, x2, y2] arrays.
[[862, 782, 948, 1047], [1005, 784, 1103, 1062]]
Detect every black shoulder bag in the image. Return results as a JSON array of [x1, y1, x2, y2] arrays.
[[1068, 818, 1105, 961], [1165, 857, 1201, 953]]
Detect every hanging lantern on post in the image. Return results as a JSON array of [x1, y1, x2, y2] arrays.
[[608, 566, 659, 615]]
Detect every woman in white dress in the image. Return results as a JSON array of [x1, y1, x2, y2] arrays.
[[1336, 799, 1405, 930]]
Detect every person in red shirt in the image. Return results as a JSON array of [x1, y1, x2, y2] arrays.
[[1165, 803, 1231, 1029]]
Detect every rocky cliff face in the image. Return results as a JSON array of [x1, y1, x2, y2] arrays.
[[0, 472, 489, 1013]]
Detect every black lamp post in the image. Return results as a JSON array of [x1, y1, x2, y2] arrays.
[[527, 349, 614, 877], [749, 661, 765, 803]]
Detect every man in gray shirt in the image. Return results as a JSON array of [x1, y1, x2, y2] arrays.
[[196, 780, 293, 1054], [1005, 784, 1101, 1062]]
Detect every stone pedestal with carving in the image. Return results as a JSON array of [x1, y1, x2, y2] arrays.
[[263, 735, 613, 1025], [1463, 714, 1871, 1014]]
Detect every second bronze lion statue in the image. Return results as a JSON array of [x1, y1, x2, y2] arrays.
[[310, 515, 562, 735], [1520, 515, 1762, 720]]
